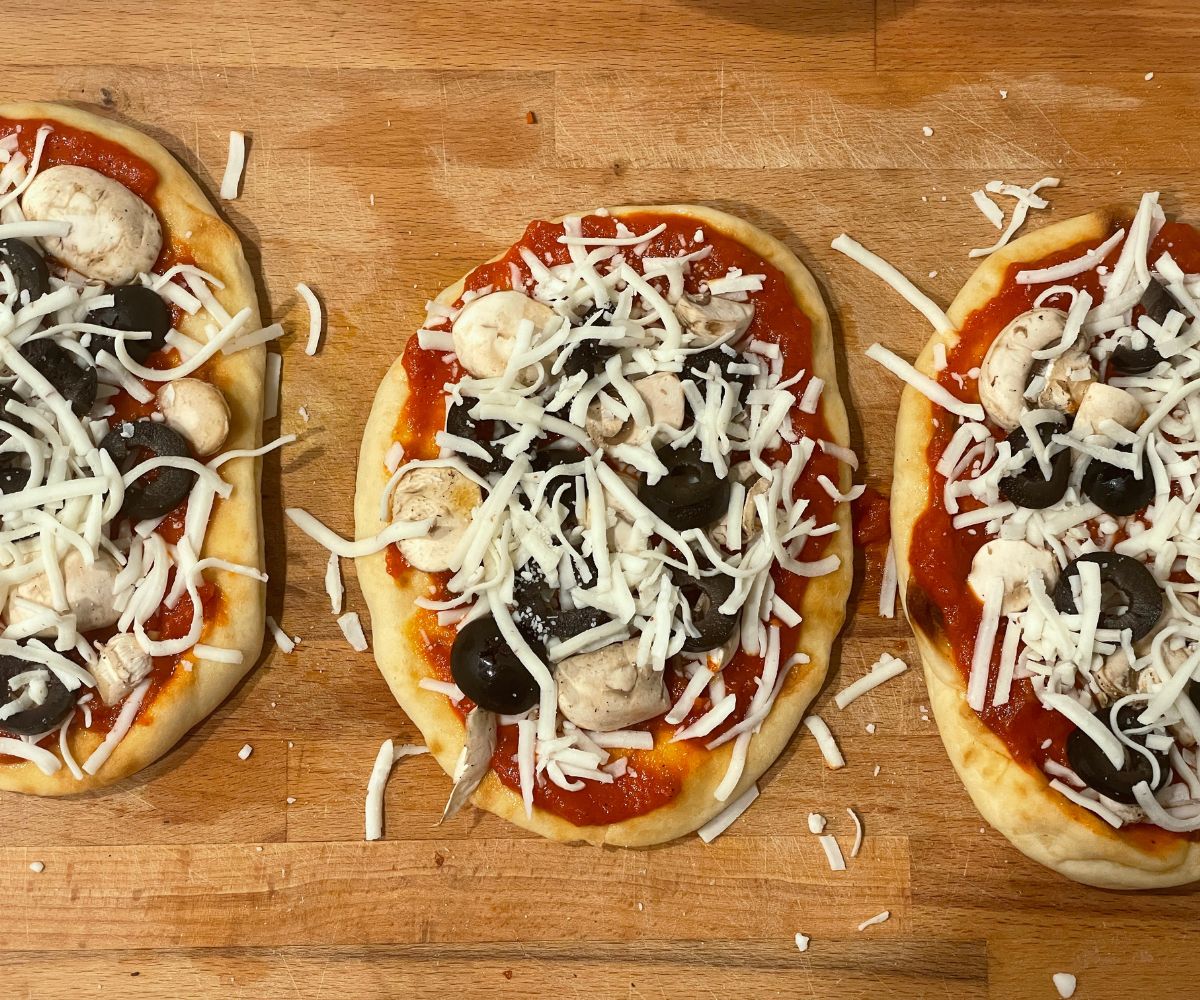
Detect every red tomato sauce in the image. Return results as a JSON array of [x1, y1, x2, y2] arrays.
[[0, 117, 192, 275], [388, 211, 841, 824], [905, 217, 1200, 843], [0, 117, 220, 757]]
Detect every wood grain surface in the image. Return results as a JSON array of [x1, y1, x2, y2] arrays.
[[4, 3, 1197, 997]]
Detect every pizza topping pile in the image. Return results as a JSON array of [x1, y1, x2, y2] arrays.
[[390, 214, 851, 815], [936, 193, 1200, 831], [0, 122, 280, 778]]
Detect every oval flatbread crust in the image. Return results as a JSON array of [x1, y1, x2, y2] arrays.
[[0, 102, 266, 794], [892, 208, 1200, 888], [355, 204, 852, 845]]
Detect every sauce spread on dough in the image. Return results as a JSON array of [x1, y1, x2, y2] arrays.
[[906, 220, 1200, 847], [389, 212, 842, 825]]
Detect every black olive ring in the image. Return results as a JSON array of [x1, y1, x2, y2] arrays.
[[1053, 551, 1162, 641], [19, 339, 98, 418], [677, 571, 739, 653], [1066, 703, 1169, 804], [450, 615, 541, 714], [0, 654, 74, 736], [101, 419, 197, 521], [0, 239, 50, 303], [1081, 446, 1155, 517], [445, 399, 513, 478], [640, 441, 731, 531], [999, 422, 1071, 510], [89, 285, 173, 364]]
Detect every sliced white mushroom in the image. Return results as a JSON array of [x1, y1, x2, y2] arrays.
[[556, 637, 670, 731], [1071, 382, 1145, 439], [675, 290, 754, 344], [91, 633, 153, 706], [390, 465, 482, 572], [979, 309, 1094, 430], [586, 373, 687, 448], [622, 373, 686, 446], [6, 549, 122, 635], [1093, 651, 1136, 707], [157, 378, 231, 456], [967, 538, 1057, 614], [450, 290, 559, 380], [584, 396, 628, 447], [710, 476, 769, 549], [21, 165, 163, 284], [440, 706, 496, 822]]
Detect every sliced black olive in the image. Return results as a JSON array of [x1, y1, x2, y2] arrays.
[[450, 615, 542, 714], [0, 239, 50, 303], [1139, 279, 1175, 327], [512, 562, 555, 624], [1110, 340, 1163, 376], [530, 446, 586, 473], [682, 345, 756, 398], [998, 423, 1070, 509], [101, 419, 196, 520], [89, 285, 172, 363], [548, 607, 611, 641], [445, 399, 513, 478], [577, 305, 614, 326], [528, 451, 583, 530], [19, 340, 97, 417], [1081, 445, 1155, 517], [640, 441, 730, 530], [1066, 703, 1169, 804], [676, 571, 738, 653], [0, 385, 30, 441], [558, 339, 618, 381], [1053, 551, 1162, 641], [0, 464, 31, 494], [0, 655, 74, 736]]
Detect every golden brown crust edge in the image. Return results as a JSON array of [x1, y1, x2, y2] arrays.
[[0, 102, 265, 794], [355, 204, 852, 845], [892, 208, 1200, 887]]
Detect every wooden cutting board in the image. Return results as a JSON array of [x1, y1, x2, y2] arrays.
[[3, 2, 1198, 996]]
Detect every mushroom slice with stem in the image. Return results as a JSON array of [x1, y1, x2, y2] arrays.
[[450, 290, 559, 380], [391, 466, 482, 573], [556, 637, 670, 731], [967, 538, 1057, 614], [441, 706, 497, 822], [675, 290, 754, 344], [978, 308, 1094, 430], [21, 165, 163, 284]]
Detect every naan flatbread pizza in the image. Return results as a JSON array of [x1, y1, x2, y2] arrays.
[[0, 103, 273, 792], [889, 195, 1200, 887], [354, 206, 854, 844]]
